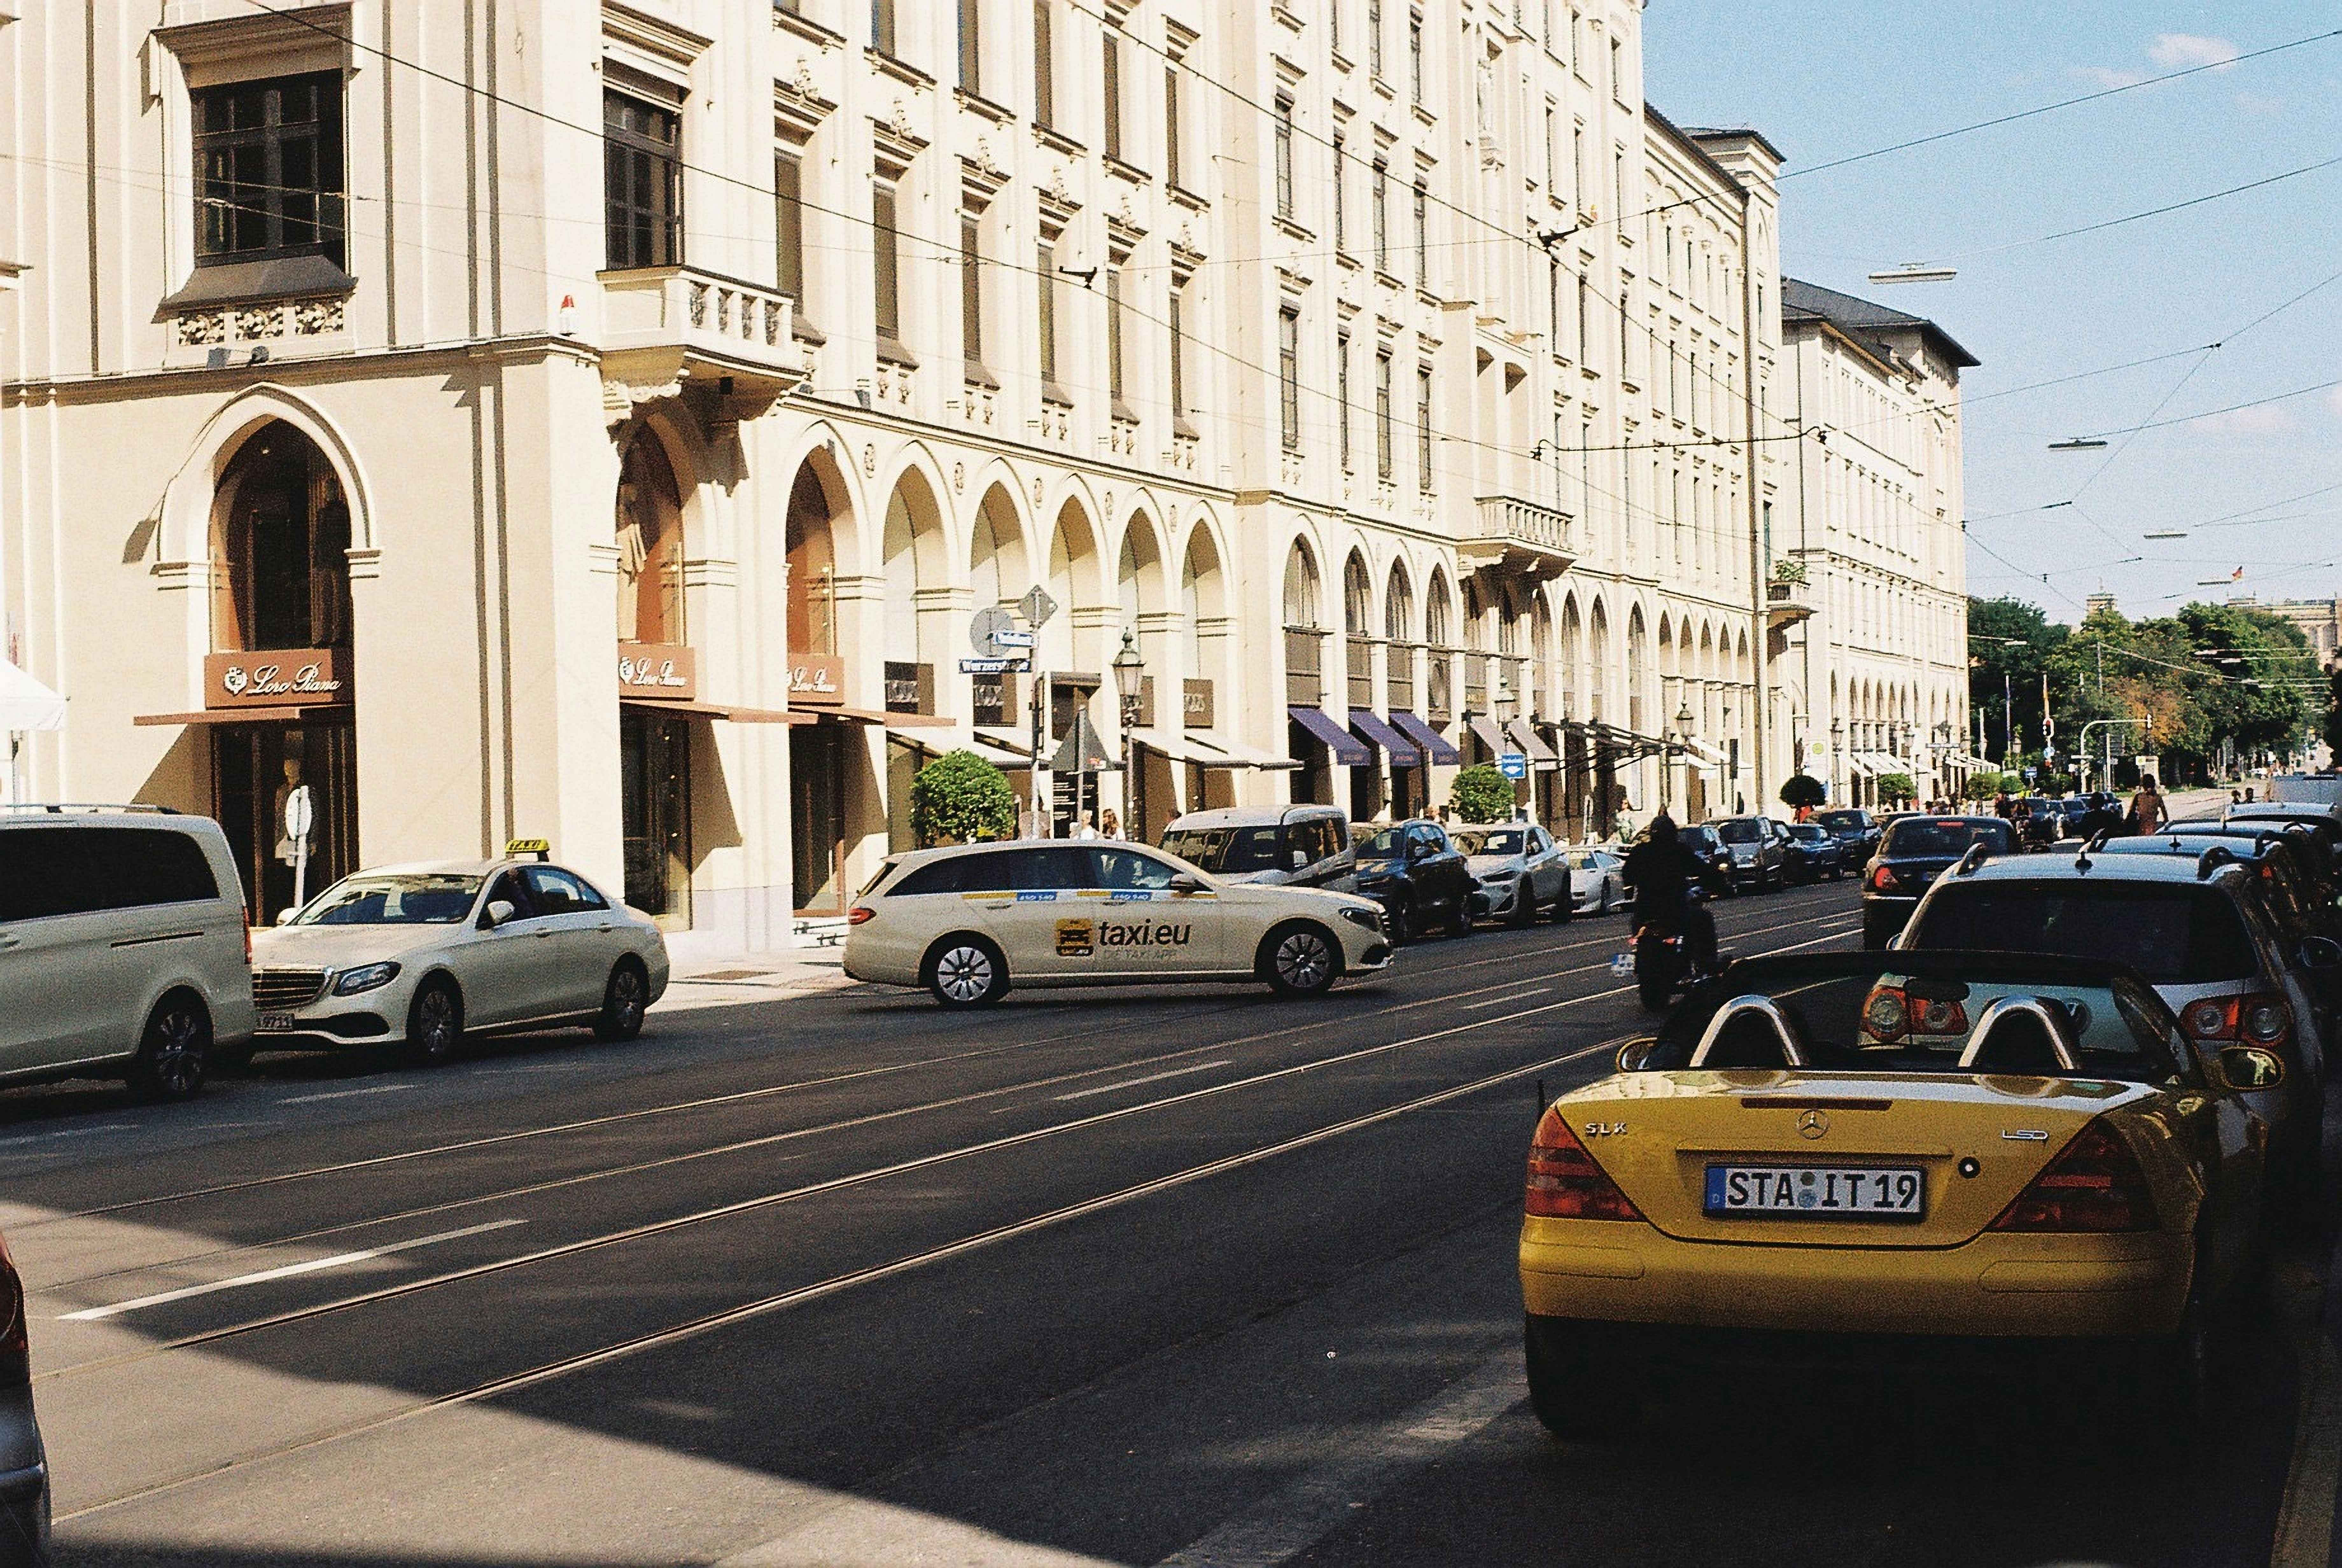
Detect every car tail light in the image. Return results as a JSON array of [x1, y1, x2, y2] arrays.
[[1525, 1107, 1642, 1221], [2182, 992, 2290, 1047], [1859, 985, 1967, 1042], [0, 1232, 25, 1382], [846, 906, 876, 926], [1869, 864, 1896, 892], [1990, 1120, 2158, 1233]]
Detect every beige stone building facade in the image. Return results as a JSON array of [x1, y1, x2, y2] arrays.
[[1, 0, 1967, 949]]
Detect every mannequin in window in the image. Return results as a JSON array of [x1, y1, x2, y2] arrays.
[[273, 757, 305, 866]]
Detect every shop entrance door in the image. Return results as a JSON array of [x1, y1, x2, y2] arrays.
[[621, 709, 693, 927], [790, 721, 848, 914], [213, 721, 357, 924]]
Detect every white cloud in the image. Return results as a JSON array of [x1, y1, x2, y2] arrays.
[[2196, 404, 2301, 438], [2072, 65, 2147, 89], [2149, 32, 2240, 70]]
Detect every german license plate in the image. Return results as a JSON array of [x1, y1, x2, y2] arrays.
[[1704, 1164, 1923, 1220], [257, 1012, 297, 1033]]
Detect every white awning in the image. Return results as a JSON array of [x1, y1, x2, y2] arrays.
[[1844, 754, 1878, 779], [1678, 739, 1728, 773], [0, 662, 65, 732], [1861, 752, 1906, 775]]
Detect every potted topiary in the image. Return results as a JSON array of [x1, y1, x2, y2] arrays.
[[1450, 763, 1517, 824], [910, 749, 1020, 847], [1778, 773, 1826, 813]]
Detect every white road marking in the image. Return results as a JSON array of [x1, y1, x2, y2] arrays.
[[1463, 987, 1552, 1010], [1153, 1345, 1525, 1568], [1056, 1061, 1235, 1100], [58, 1219, 528, 1322], [0, 1124, 136, 1149], [277, 1083, 422, 1105]]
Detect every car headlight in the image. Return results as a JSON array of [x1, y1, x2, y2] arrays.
[[1481, 867, 1518, 880], [1339, 906, 1381, 931], [333, 961, 402, 996]]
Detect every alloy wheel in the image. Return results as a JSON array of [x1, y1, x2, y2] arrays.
[[936, 945, 995, 1003], [609, 967, 647, 1030], [415, 987, 460, 1056], [147, 1004, 205, 1096], [1275, 930, 1334, 991]]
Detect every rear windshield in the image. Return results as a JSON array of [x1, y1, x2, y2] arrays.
[[1816, 811, 1865, 831], [1789, 824, 1828, 843], [1908, 883, 2261, 985], [1652, 964, 2187, 1083], [1884, 819, 2015, 858], [1714, 819, 1763, 844], [1451, 828, 1526, 857], [1159, 826, 1282, 874]]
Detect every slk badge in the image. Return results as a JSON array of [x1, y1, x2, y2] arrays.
[[1797, 1109, 1829, 1140]]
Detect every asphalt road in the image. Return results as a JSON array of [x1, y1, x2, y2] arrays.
[[1, 877, 2333, 1568]]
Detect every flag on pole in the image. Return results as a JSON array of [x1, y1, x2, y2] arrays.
[[2232, 566, 2245, 581]]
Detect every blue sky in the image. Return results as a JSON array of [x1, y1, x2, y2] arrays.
[[1642, 2, 2342, 626]]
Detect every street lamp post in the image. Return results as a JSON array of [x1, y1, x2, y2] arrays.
[[1830, 718, 1844, 805], [1112, 629, 1145, 833], [1673, 702, 1696, 817]]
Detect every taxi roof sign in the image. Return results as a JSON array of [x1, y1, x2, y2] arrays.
[[504, 837, 552, 861]]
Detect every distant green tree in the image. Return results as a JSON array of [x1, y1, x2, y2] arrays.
[[1450, 764, 1517, 823], [1876, 772, 1916, 807], [910, 750, 1019, 846], [1778, 773, 1825, 811], [1960, 772, 2007, 803]]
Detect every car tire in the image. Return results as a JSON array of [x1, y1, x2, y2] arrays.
[[1525, 1317, 1637, 1442], [2139, 1291, 2215, 1435], [126, 992, 210, 1103], [1510, 886, 1537, 928], [924, 935, 1009, 1009], [1260, 921, 1341, 998], [1385, 894, 1416, 945], [594, 959, 650, 1042], [405, 977, 466, 1065], [1448, 896, 1474, 938]]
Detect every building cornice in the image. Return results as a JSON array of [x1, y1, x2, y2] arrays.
[[2, 334, 602, 405]]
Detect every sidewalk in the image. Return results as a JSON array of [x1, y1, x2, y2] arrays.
[[657, 941, 862, 1012]]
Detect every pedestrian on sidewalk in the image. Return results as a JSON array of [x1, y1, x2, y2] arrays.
[[2125, 777, 2167, 835]]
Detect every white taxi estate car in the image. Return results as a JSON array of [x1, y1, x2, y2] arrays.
[[845, 841, 1394, 1007], [246, 842, 671, 1064]]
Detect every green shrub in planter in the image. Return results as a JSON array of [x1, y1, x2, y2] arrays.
[[910, 749, 1019, 847], [1877, 772, 1916, 807], [1778, 773, 1826, 811], [1451, 763, 1517, 824], [1961, 771, 2009, 803]]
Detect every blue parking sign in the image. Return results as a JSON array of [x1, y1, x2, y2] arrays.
[[1498, 752, 1529, 780]]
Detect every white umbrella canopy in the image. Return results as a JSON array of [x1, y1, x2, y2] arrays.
[[0, 661, 66, 731]]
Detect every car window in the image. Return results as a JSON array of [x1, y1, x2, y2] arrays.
[[1093, 847, 1179, 891], [1161, 825, 1284, 874], [484, 869, 541, 921], [1357, 826, 1405, 861], [526, 866, 608, 915], [1451, 828, 1526, 857], [995, 846, 1094, 891], [295, 872, 483, 925], [1714, 819, 1761, 844], [0, 826, 219, 921], [1283, 818, 1342, 869], [890, 856, 977, 896], [1909, 883, 2262, 985], [1884, 819, 2015, 858], [1411, 825, 1448, 854]]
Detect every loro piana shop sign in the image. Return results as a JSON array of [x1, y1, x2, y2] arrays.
[[204, 649, 351, 709]]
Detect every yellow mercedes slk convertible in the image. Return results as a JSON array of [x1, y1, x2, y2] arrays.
[[1519, 951, 2279, 1438]]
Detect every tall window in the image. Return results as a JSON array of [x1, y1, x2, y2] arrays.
[[1613, 147, 1625, 226], [1416, 365, 1434, 491], [1610, 36, 1624, 100], [1571, 124, 1586, 210], [1336, 329, 1353, 470], [1273, 94, 1295, 221], [1371, 157, 1389, 272], [959, 0, 981, 93], [1278, 303, 1301, 452], [1033, 0, 1055, 128], [1331, 125, 1348, 250], [1107, 264, 1126, 405], [1546, 257, 1560, 354], [1543, 105, 1557, 192], [1375, 348, 1394, 480], [1103, 30, 1125, 161], [603, 90, 681, 269], [1164, 63, 1182, 186], [1576, 274, 1591, 363], [872, 0, 897, 56], [872, 180, 902, 343], [960, 212, 985, 368], [1169, 284, 1188, 419], [1037, 238, 1060, 390], [1407, 10, 1424, 103], [194, 72, 346, 268], [1368, 0, 1384, 78], [776, 152, 808, 318], [1412, 179, 1427, 285]]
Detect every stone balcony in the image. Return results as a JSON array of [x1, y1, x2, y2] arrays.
[[1765, 572, 1817, 629], [1462, 495, 1579, 581], [598, 266, 808, 420]]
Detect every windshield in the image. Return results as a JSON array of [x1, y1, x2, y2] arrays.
[[1908, 882, 2261, 985], [1884, 819, 2014, 858], [1789, 824, 1827, 843], [1159, 826, 1284, 875], [293, 873, 481, 926], [1714, 819, 1763, 844], [1356, 827, 1405, 860], [1451, 828, 1525, 857], [1817, 811, 1865, 832], [1648, 956, 2188, 1083]]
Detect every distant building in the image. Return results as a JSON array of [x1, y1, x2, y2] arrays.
[[2085, 591, 2119, 619], [2242, 597, 2342, 666]]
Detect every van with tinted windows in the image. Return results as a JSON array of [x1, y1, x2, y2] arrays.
[[0, 807, 254, 1099], [1157, 806, 1355, 890]]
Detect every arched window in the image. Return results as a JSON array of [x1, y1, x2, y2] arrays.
[[617, 430, 685, 645], [785, 461, 838, 655], [1283, 540, 1323, 705], [210, 420, 352, 652], [1282, 540, 1321, 628]]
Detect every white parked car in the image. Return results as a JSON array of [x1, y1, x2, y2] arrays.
[[247, 843, 671, 1064], [845, 840, 1394, 1006], [1449, 823, 1574, 925], [1563, 848, 1630, 914], [0, 805, 254, 1100]]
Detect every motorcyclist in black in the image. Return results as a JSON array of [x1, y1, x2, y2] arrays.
[[1623, 813, 1718, 976]]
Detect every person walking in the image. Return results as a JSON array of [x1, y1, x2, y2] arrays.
[[2126, 777, 2167, 835], [1099, 807, 1123, 841]]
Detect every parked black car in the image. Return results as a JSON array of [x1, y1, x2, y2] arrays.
[[1862, 814, 2017, 947], [1675, 822, 1737, 897], [1712, 815, 1791, 892], [1350, 819, 1477, 941], [1783, 821, 1847, 883], [1813, 807, 1882, 865], [0, 1228, 47, 1567]]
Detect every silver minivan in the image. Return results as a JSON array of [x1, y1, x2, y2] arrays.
[[0, 806, 255, 1099], [1158, 805, 1355, 890]]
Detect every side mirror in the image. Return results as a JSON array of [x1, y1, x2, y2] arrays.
[[1168, 873, 1204, 894], [274, 907, 298, 926], [2301, 936, 2342, 970], [2221, 1045, 2286, 1091], [482, 899, 518, 929], [1615, 1038, 1659, 1073]]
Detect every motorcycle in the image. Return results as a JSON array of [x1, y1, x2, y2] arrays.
[[1625, 887, 1713, 1012]]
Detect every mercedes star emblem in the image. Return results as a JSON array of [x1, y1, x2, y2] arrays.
[[1797, 1109, 1829, 1140]]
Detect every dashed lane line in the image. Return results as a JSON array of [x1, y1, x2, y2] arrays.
[[1056, 1062, 1235, 1101], [58, 1219, 528, 1322]]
